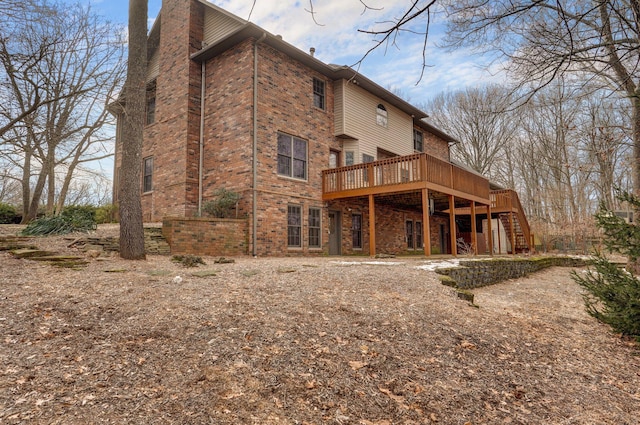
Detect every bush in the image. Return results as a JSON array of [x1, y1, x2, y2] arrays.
[[21, 205, 97, 236], [203, 188, 241, 218], [95, 204, 117, 224], [571, 191, 640, 341], [0, 203, 17, 224]]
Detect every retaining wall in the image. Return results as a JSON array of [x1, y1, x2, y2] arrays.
[[436, 257, 588, 289], [162, 217, 248, 257]]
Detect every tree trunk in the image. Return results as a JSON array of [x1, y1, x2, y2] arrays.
[[118, 0, 147, 260]]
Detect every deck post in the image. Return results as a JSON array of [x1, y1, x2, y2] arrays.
[[421, 188, 431, 256], [368, 194, 376, 257], [470, 201, 477, 255], [487, 203, 493, 255], [449, 195, 457, 256]]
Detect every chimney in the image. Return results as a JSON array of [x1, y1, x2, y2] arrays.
[[309, 47, 315, 57]]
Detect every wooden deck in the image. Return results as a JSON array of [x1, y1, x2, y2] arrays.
[[322, 153, 490, 204]]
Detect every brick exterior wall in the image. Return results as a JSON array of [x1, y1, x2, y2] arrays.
[[139, 0, 204, 221], [162, 217, 248, 256], [421, 128, 451, 161], [112, 0, 487, 257]]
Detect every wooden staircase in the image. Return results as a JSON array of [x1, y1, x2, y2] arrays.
[[491, 190, 533, 254]]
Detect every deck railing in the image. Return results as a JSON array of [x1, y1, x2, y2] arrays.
[[322, 152, 490, 200]]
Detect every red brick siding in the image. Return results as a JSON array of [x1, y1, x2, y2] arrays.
[[421, 128, 450, 161], [162, 217, 248, 256]]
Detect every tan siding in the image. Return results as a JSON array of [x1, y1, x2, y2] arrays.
[[334, 80, 346, 136], [341, 82, 413, 163], [203, 7, 244, 46], [147, 48, 160, 82]]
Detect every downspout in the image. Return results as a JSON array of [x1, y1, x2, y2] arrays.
[[198, 61, 206, 216], [253, 33, 267, 256]]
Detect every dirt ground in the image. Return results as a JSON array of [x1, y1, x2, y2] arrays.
[[1, 225, 639, 424]]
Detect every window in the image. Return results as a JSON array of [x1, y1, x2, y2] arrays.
[[146, 81, 156, 125], [308, 208, 321, 248], [277, 133, 307, 180], [313, 77, 325, 110], [288, 205, 302, 247], [352, 213, 362, 249], [406, 220, 414, 249], [143, 156, 153, 193], [329, 150, 339, 168], [413, 129, 423, 152], [345, 151, 354, 166], [416, 221, 423, 250], [376, 104, 388, 127], [363, 154, 375, 163]]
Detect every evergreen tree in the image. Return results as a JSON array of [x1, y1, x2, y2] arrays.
[[572, 191, 640, 340]]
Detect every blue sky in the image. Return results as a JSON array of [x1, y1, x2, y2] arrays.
[[85, 0, 503, 106]]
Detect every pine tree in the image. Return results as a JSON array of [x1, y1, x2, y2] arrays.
[[571, 191, 640, 340]]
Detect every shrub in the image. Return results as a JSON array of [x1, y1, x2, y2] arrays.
[[571, 191, 640, 341], [95, 204, 117, 224], [203, 188, 241, 218], [0, 203, 17, 224], [22, 205, 97, 236]]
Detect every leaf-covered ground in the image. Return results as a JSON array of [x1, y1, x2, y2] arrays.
[[1, 226, 639, 424]]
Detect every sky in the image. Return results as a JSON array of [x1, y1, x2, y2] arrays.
[[85, 0, 505, 107]]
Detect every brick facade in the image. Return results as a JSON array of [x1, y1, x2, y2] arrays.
[[111, 0, 482, 257]]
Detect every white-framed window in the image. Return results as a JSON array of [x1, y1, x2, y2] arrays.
[[287, 205, 302, 247], [143, 156, 153, 193], [313, 77, 325, 110], [277, 132, 307, 180], [308, 207, 321, 248], [352, 213, 362, 249], [413, 129, 423, 152], [376, 104, 388, 127]]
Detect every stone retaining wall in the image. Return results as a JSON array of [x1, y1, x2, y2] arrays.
[[436, 257, 588, 290]]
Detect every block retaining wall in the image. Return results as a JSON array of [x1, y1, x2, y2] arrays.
[[162, 217, 248, 257], [436, 257, 588, 290]]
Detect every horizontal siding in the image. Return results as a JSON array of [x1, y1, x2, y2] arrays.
[[203, 7, 244, 46], [147, 48, 160, 82], [334, 80, 345, 136], [341, 82, 413, 163]]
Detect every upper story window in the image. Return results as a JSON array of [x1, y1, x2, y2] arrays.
[[146, 81, 156, 125], [313, 77, 325, 110], [345, 151, 354, 166], [277, 132, 307, 180], [143, 156, 153, 193], [413, 129, 423, 152], [363, 153, 375, 163], [376, 104, 388, 127]]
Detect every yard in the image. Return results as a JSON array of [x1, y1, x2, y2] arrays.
[[0, 225, 638, 424]]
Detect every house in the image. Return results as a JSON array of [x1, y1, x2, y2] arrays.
[[111, 0, 532, 257]]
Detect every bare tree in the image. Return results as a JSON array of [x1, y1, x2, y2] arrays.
[[117, 0, 147, 260], [424, 85, 518, 184], [443, 0, 640, 194], [0, 1, 125, 221]]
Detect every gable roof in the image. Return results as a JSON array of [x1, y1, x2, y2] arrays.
[[190, 1, 429, 121]]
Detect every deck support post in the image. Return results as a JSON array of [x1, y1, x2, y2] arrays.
[[487, 203, 493, 255], [421, 188, 431, 256], [449, 195, 457, 256], [470, 201, 477, 255], [368, 194, 376, 257]]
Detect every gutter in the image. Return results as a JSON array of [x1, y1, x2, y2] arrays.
[[198, 61, 206, 216], [253, 32, 267, 256]]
